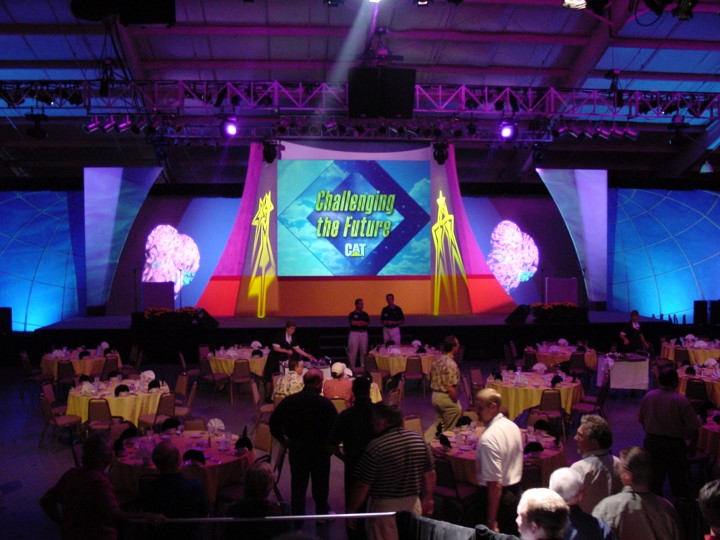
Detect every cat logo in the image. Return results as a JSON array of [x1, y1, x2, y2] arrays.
[[345, 243, 367, 257]]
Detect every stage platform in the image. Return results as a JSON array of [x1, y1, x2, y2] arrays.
[[24, 311, 674, 365]]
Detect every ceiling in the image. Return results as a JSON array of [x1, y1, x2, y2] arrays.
[[1, 0, 719, 188]]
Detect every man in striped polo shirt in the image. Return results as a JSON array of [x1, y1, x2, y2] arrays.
[[348, 403, 435, 540]]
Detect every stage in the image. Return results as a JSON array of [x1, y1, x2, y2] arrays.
[[26, 311, 675, 365]]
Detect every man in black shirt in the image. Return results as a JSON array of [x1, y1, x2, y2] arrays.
[[348, 298, 370, 370]]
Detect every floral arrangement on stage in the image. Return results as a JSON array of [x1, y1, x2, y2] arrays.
[[531, 302, 587, 324], [143, 306, 197, 320]]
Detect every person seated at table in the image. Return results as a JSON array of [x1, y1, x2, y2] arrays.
[[40, 431, 163, 539], [592, 446, 681, 540], [323, 362, 353, 406], [549, 467, 613, 540], [182, 448, 205, 466], [475, 488, 570, 540], [699, 479, 720, 538], [78, 350, 91, 359], [274, 355, 304, 400], [619, 309, 650, 353], [138, 440, 210, 540], [224, 461, 291, 540]]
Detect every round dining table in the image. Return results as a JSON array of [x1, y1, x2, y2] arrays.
[[371, 347, 440, 377], [66, 380, 169, 426], [532, 346, 598, 371], [41, 353, 122, 380], [429, 427, 566, 487], [209, 347, 269, 377], [486, 373, 584, 420], [661, 343, 720, 366], [111, 430, 255, 504], [679, 371, 720, 407]]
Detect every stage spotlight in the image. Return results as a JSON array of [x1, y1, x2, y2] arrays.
[[700, 160, 714, 174], [624, 127, 639, 141], [82, 116, 101, 134], [220, 118, 238, 138], [101, 117, 116, 133], [115, 116, 133, 133], [415, 0, 431, 5], [596, 126, 612, 139], [499, 120, 517, 140], [672, 0, 696, 20], [35, 90, 55, 107], [447, 0, 463, 4], [323, 0, 344, 5], [131, 119, 147, 135], [433, 142, 449, 165]]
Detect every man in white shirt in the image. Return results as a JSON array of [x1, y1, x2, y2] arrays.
[[475, 388, 523, 535]]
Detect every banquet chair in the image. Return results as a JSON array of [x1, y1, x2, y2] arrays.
[[198, 344, 210, 361], [250, 380, 275, 432], [537, 389, 566, 441], [365, 353, 391, 388], [470, 368, 484, 394], [229, 359, 252, 404], [120, 345, 143, 378], [675, 347, 691, 367], [461, 375, 474, 408], [175, 382, 198, 419], [21, 350, 52, 398], [180, 351, 201, 380], [100, 353, 120, 380], [403, 414, 424, 438], [137, 392, 176, 434], [184, 417, 207, 431], [571, 379, 609, 422], [331, 398, 347, 413], [384, 388, 403, 409], [686, 378, 713, 417], [455, 345, 466, 364], [41, 382, 67, 416], [39, 395, 81, 447], [433, 455, 477, 526], [56, 360, 76, 387], [521, 463, 543, 490], [174, 373, 189, 406], [253, 421, 274, 461], [86, 398, 123, 434], [271, 372, 283, 395], [404, 355, 426, 397], [503, 343, 515, 365], [198, 357, 229, 395], [568, 352, 587, 380], [89, 360, 104, 380], [523, 350, 538, 372]]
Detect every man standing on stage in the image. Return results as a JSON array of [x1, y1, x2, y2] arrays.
[[380, 293, 404, 345], [348, 298, 369, 370]]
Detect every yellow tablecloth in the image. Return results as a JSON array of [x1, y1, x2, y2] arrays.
[[679, 373, 720, 407], [41, 354, 123, 380], [372, 353, 438, 377], [111, 431, 254, 504], [486, 373, 583, 420], [534, 348, 598, 371], [66, 381, 168, 426], [209, 355, 268, 378], [661, 344, 720, 366], [430, 427, 566, 487]]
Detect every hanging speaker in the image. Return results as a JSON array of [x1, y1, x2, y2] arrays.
[[710, 301, 720, 326], [694, 300, 708, 326], [348, 67, 416, 119]]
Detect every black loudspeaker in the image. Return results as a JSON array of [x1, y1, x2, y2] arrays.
[[505, 304, 531, 325], [0, 307, 11, 333], [194, 308, 219, 330], [694, 300, 708, 326], [348, 67, 416, 119], [119, 0, 176, 26], [710, 300, 720, 326]]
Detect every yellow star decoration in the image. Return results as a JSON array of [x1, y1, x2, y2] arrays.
[[431, 190, 467, 314], [248, 191, 276, 318]]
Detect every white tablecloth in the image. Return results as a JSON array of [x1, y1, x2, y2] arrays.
[[597, 354, 648, 390]]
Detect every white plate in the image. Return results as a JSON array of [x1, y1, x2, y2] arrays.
[[190, 433, 203, 439]]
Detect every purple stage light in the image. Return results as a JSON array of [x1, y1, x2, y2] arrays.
[[499, 121, 516, 140], [221, 119, 238, 137]]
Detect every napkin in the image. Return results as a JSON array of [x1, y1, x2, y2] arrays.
[[140, 370, 156, 384], [208, 418, 225, 433], [235, 426, 253, 452], [251, 340, 262, 349], [532, 363, 547, 374], [79, 381, 95, 396], [695, 340, 708, 349], [705, 358, 718, 368], [557, 338, 568, 347], [411, 340, 421, 347]]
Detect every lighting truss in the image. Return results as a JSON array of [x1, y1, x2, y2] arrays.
[[1, 81, 718, 125]]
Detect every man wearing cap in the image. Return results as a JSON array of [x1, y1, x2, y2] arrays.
[[348, 298, 370, 370], [324, 362, 354, 407]]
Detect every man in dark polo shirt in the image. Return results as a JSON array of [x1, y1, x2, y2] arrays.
[[348, 298, 370, 370]]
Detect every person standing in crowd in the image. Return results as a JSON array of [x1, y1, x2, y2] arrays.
[[549, 467, 614, 540], [263, 320, 316, 401], [348, 403, 435, 540], [380, 293, 404, 345], [475, 388, 523, 535], [348, 298, 369, 370], [619, 309, 649, 353], [570, 414, 623, 513], [592, 446, 682, 540], [475, 488, 570, 540], [639, 367, 699, 499], [427, 335, 462, 437], [329, 375, 377, 540], [269, 368, 338, 519]]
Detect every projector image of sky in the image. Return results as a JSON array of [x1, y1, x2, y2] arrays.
[[278, 160, 431, 277]]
